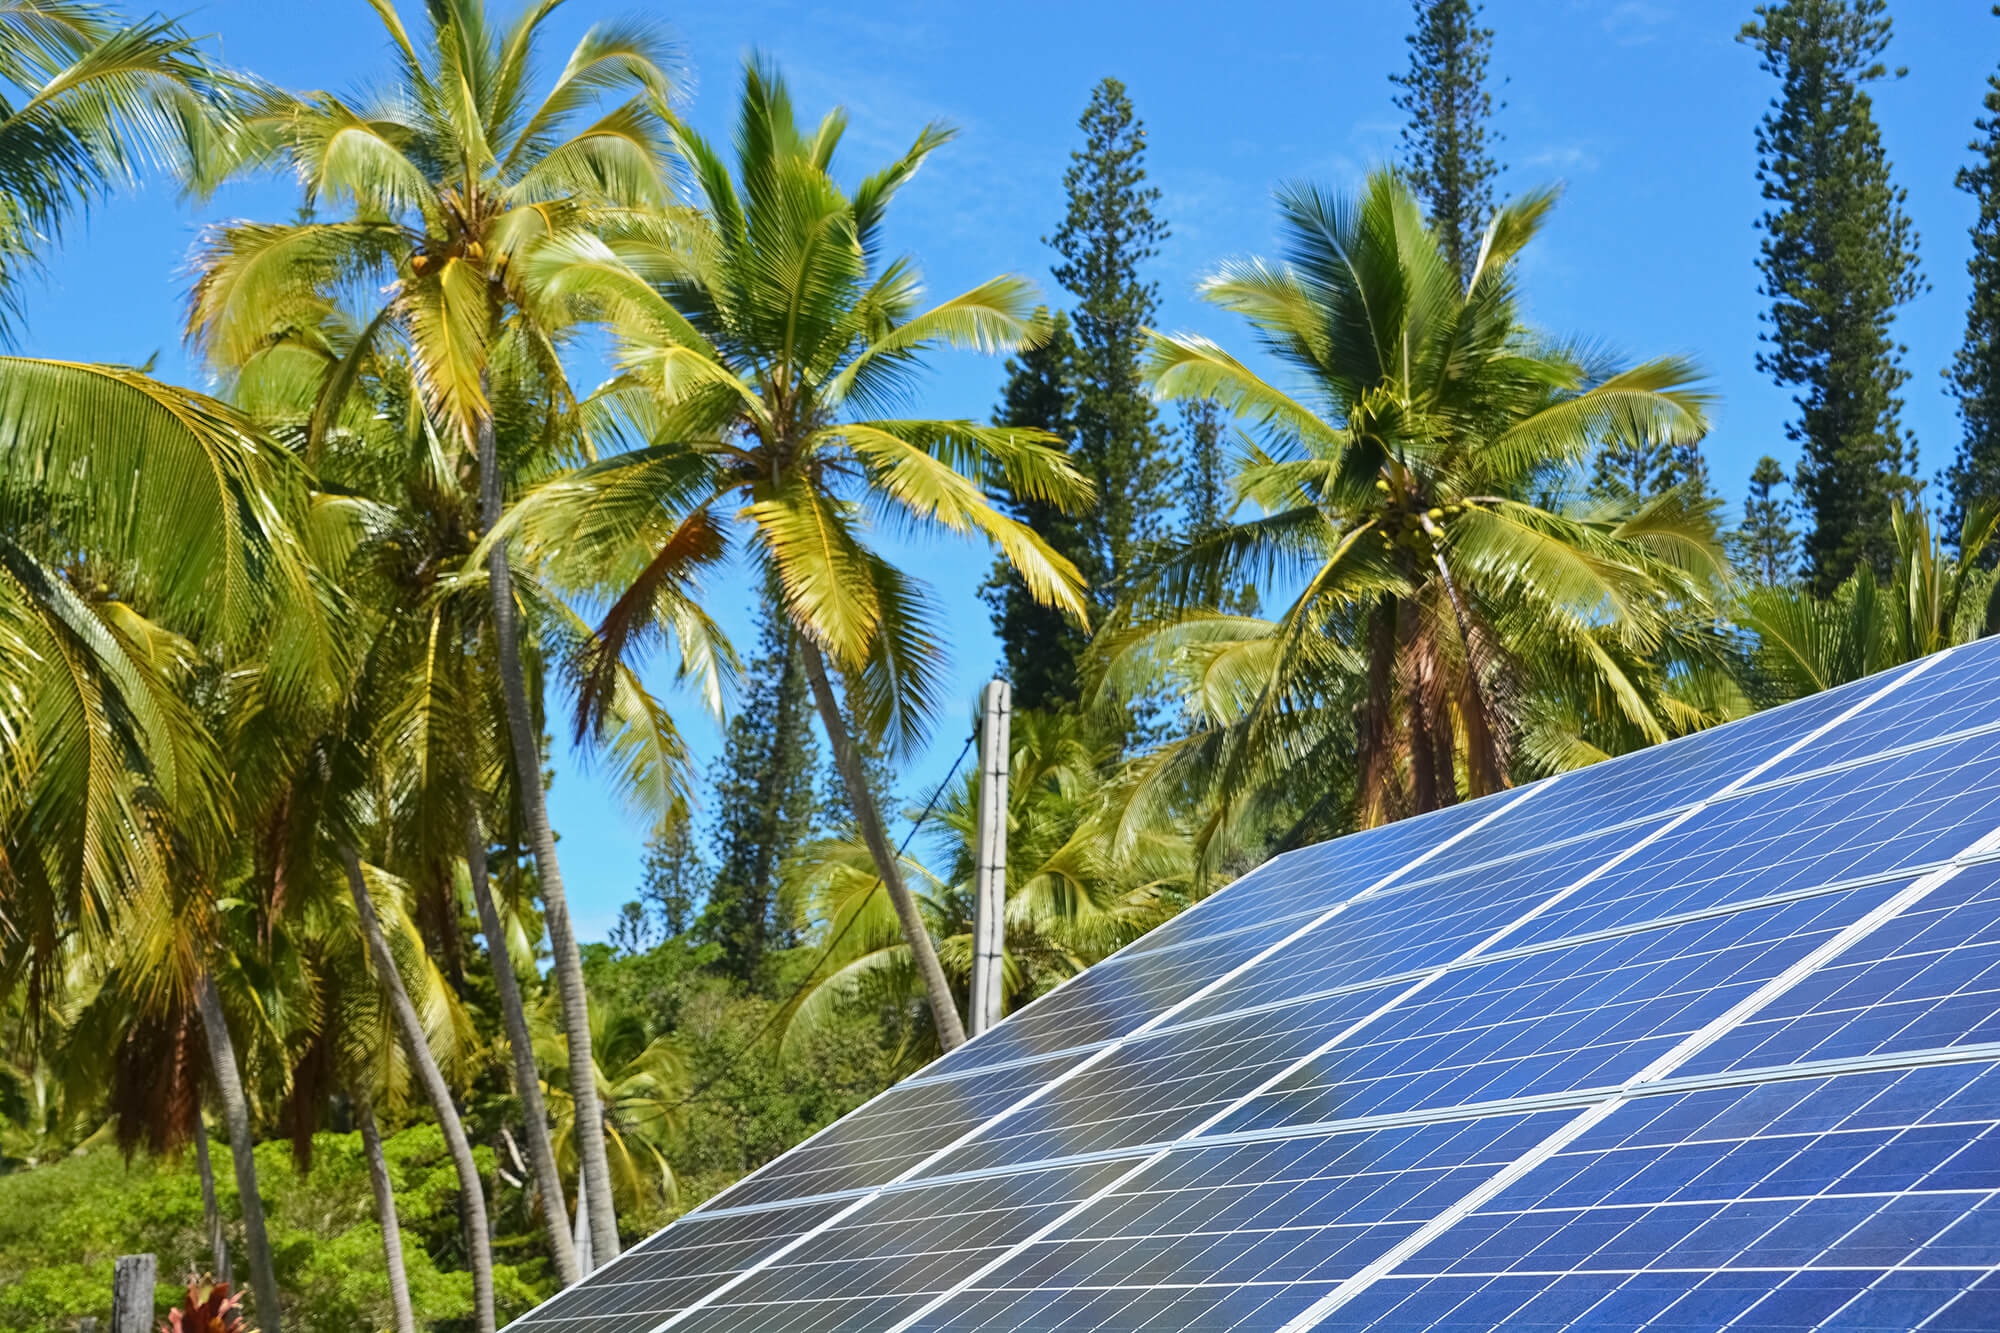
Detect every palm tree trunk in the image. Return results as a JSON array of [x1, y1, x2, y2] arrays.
[[1418, 515, 1509, 794], [466, 812, 581, 1283], [356, 1094, 416, 1333], [339, 845, 496, 1333], [192, 1112, 231, 1286], [797, 637, 967, 1050], [1357, 597, 1399, 828], [474, 402, 621, 1260], [194, 972, 281, 1333]]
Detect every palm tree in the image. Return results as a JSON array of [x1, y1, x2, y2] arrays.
[[1116, 171, 1720, 839], [0, 9, 313, 1326], [532, 993, 688, 1227], [185, 0, 681, 1255], [214, 278, 696, 1283], [510, 58, 1092, 1051], [779, 710, 1184, 1062], [1738, 500, 2000, 697]]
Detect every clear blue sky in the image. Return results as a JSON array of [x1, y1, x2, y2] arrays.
[[23, 1, 2000, 939]]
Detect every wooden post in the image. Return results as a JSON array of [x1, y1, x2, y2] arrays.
[[969, 680, 1012, 1037], [110, 1254, 155, 1333]]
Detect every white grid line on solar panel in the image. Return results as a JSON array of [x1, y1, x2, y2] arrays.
[[633, 781, 1562, 1332], [866, 652, 1948, 1333], [1321, 1271, 2000, 1333], [507, 1200, 850, 1329], [903, 814, 2000, 1102], [1276, 816, 2000, 1331], [1686, 858, 2000, 1078], [1205, 880, 1906, 1140], [1331, 1060, 2000, 1333], [911, 652, 1962, 1097], [598, 1159, 1141, 1333], [674, 1036, 2000, 1234], [1750, 633, 2000, 787], [1091, 705, 2000, 992], [1489, 726, 2000, 953]]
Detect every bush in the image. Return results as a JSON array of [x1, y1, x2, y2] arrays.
[[0, 1124, 542, 1333]]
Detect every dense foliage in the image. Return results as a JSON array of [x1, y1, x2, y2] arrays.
[[5, 1, 2000, 1330], [1742, 0, 1925, 592]]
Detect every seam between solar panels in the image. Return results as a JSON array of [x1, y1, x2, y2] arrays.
[[904, 662, 2000, 1100], [1280, 811, 2000, 1319], [895, 858, 1963, 1093], [633, 1035, 2000, 1241], [523, 654, 1948, 1328], [627, 774, 1564, 1333], [869, 649, 1948, 1333], [971, 707, 2000, 1040]]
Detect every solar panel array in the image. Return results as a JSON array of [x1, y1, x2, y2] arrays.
[[510, 639, 2000, 1332]]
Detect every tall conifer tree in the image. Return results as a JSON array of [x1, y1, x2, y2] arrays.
[[1732, 455, 1802, 586], [701, 602, 824, 981], [1949, 8, 2000, 552], [1589, 429, 1714, 505], [985, 312, 1088, 711], [1741, 0, 1924, 593], [1391, 0, 1504, 285], [1050, 78, 1173, 600]]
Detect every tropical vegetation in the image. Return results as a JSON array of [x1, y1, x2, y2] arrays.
[[3, 0, 1998, 1330]]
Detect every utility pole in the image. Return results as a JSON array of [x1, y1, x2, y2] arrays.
[[573, 1168, 594, 1277], [970, 680, 1012, 1037]]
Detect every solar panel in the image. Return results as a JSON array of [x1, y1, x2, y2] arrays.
[[510, 637, 2000, 1332]]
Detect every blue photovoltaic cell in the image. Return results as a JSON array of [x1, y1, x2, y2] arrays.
[[1468, 661, 1903, 839], [1755, 633, 2000, 785], [507, 643, 2000, 1333], [514, 1199, 850, 1330], [1171, 822, 1675, 1025], [704, 1052, 1084, 1209], [917, 1111, 1574, 1333], [1504, 729, 2000, 950], [1335, 1061, 2000, 1332], [1685, 860, 2000, 1077], [1212, 884, 1902, 1134], [1120, 794, 1508, 951], [659, 1159, 1140, 1333], [921, 982, 1406, 1175], [916, 907, 1337, 1080]]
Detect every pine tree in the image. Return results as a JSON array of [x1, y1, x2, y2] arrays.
[[1391, 0, 1504, 285], [635, 803, 708, 940], [1741, 0, 1925, 594], [1732, 455, 1802, 586], [1177, 398, 1258, 618], [984, 311, 1089, 711], [1948, 8, 2000, 554], [1050, 78, 1173, 601], [700, 603, 823, 981], [1180, 398, 1228, 535], [1589, 428, 1714, 504]]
